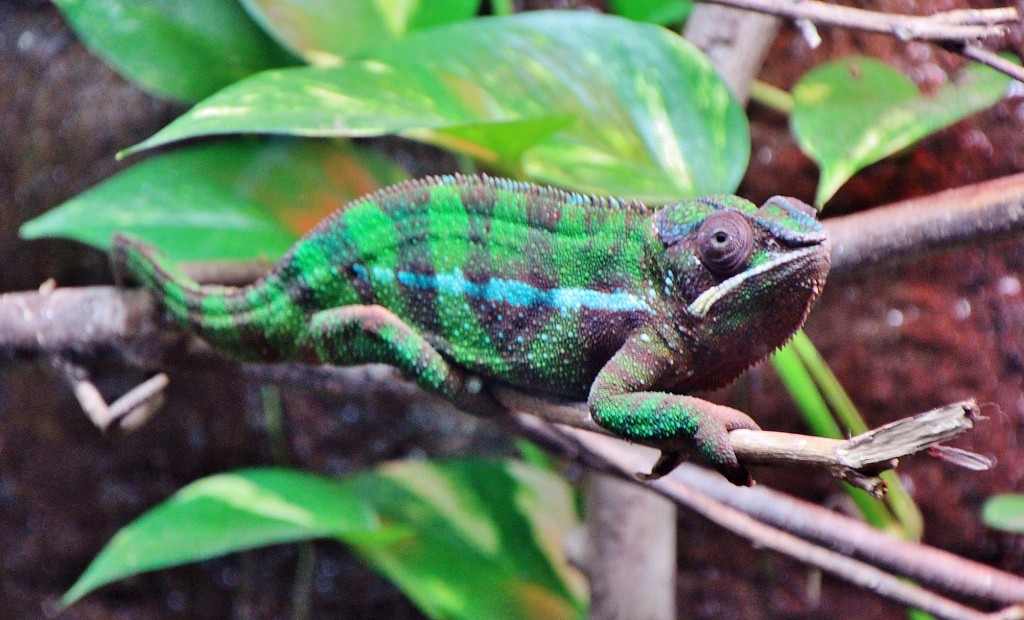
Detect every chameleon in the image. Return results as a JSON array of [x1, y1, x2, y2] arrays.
[[112, 174, 830, 484]]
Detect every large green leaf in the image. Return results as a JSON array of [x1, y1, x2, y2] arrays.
[[125, 11, 749, 202], [241, 0, 481, 65], [62, 469, 393, 607], [792, 56, 1011, 206], [21, 139, 405, 261], [63, 462, 585, 620], [53, 0, 295, 103]]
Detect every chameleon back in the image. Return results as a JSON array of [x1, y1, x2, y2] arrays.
[[115, 175, 659, 397]]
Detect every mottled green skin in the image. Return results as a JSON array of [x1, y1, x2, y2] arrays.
[[113, 174, 830, 483]]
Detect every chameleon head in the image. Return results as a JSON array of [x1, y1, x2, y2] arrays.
[[653, 195, 830, 387]]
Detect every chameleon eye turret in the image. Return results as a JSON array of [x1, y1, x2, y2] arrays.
[[696, 211, 754, 278], [114, 174, 830, 484]]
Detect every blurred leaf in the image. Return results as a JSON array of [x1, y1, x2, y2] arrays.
[[241, 0, 481, 65], [124, 11, 749, 202], [792, 56, 1010, 206], [64, 462, 585, 620], [610, 0, 693, 25], [355, 460, 585, 620], [53, 0, 295, 103], [983, 494, 1024, 533], [22, 139, 405, 261], [62, 468, 395, 607]]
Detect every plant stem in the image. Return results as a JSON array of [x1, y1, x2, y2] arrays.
[[749, 79, 794, 114]]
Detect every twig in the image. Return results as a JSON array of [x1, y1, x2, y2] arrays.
[[49, 357, 168, 431], [496, 388, 983, 495], [694, 0, 1017, 42], [692, 0, 1023, 82], [961, 42, 1024, 82]]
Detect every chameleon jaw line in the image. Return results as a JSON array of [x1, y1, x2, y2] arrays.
[[686, 246, 819, 319]]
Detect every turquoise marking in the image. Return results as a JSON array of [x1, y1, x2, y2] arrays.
[[353, 264, 652, 314]]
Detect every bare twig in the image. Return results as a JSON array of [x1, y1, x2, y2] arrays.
[[694, 0, 1017, 42], [692, 0, 1023, 82], [961, 42, 1024, 82], [49, 357, 168, 431], [496, 387, 983, 494]]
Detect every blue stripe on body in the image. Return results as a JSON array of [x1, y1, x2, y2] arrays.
[[353, 264, 652, 314]]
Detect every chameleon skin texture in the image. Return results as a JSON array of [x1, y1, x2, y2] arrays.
[[113, 174, 830, 483]]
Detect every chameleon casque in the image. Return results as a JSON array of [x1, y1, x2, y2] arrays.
[[113, 174, 830, 484]]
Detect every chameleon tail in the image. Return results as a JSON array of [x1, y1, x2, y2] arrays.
[[112, 234, 242, 316], [111, 234, 273, 358]]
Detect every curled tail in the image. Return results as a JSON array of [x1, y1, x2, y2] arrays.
[[111, 234, 302, 361], [112, 234, 243, 321]]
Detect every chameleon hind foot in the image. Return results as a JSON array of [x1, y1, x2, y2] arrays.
[[307, 305, 502, 416]]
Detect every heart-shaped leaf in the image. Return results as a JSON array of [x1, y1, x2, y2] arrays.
[[792, 56, 1010, 206], [240, 0, 482, 65], [124, 11, 748, 202], [21, 139, 405, 261], [53, 0, 295, 103], [63, 462, 584, 620]]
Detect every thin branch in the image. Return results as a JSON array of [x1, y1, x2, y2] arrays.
[[694, 0, 1017, 42], [495, 387, 983, 495], [50, 356, 168, 431], [692, 0, 1023, 82], [961, 42, 1024, 82]]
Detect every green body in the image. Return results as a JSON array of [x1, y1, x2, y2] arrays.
[[114, 174, 830, 483]]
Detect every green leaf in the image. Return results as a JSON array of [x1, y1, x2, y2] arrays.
[[62, 468, 393, 607], [241, 0, 482, 65], [21, 139, 405, 261], [792, 56, 1011, 206], [983, 494, 1024, 533], [610, 0, 693, 25], [64, 462, 585, 620], [53, 0, 295, 103], [353, 460, 585, 620], [124, 11, 749, 202]]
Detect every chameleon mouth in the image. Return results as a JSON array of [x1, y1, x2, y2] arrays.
[[686, 246, 823, 319]]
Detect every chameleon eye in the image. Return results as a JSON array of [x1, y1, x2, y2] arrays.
[[696, 211, 754, 278]]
